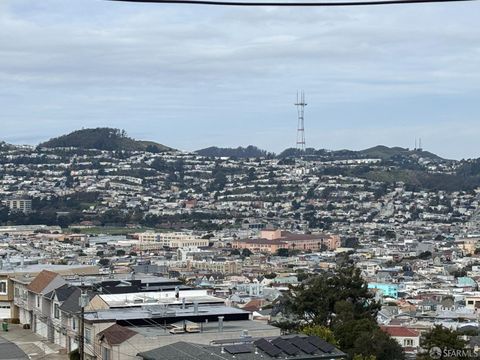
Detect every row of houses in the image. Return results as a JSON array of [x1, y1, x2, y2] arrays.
[[3, 267, 344, 360]]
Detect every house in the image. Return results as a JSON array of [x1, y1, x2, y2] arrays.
[[24, 270, 66, 339], [380, 326, 420, 353], [137, 335, 347, 360]]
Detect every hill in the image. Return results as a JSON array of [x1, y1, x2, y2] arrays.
[[0, 141, 16, 151], [38, 128, 171, 152], [358, 145, 445, 161], [196, 145, 273, 158], [278, 145, 445, 162]]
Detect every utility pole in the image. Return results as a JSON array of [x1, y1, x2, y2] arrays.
[[78, 292, 89, 360]]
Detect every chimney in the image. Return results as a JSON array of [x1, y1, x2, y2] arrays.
[[218, 316, 224, 332]]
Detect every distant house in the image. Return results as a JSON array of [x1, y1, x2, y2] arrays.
[[380, 326, 420, 353]]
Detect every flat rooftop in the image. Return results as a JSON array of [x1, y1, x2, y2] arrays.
[[84, 305, 249, 322], [127, 319, 277, 338]]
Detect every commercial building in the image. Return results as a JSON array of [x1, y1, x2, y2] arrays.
[[136, 232, 209, 251], [232, 230, 341, 254]]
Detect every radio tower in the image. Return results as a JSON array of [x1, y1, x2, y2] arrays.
[[295, 91, 307, 151]]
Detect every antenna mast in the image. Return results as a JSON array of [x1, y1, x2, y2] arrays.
[[295, 91, 307, 151]]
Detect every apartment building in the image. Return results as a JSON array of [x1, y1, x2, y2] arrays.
[[187, 260, 243, 274], [136, 231, 209, 251], [3, 198, 32, 214]]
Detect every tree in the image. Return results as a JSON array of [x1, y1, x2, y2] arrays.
[[334, 317, 404, 360], [418, 325, 466, 360], [241, 248, 253, 257], [300, 324, 338, 346], [277, 266, 402, 359], [98, 258, 110, 267], [284, 266, 379, 326], [276, 248, 289, 257], [116, 249, 126, 256], [418, 251, 432, 260], [145, 144, 160, 153]]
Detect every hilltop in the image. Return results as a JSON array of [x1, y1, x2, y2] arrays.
[[278, 145, 446, 162], [196, 145, 273, 158], [38, 128, 171, 152], [358, 145, 445, 161]]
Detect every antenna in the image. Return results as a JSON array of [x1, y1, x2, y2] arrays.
[[295, 91, 307, 151], [418, 138, 422, 151]]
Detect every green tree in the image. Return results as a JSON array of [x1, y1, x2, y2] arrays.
[[98, 258, 110, 267], [276, 248, 289, 257], [334, 317, 404, 360], [241, 248, 253, 257], [300, 324, 338, 346], [418, 325, 466, 360], [284, 266, 379, 326], [281, 266, 403, 360]]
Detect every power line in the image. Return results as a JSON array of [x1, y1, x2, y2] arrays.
[[108, 0, 476, 7]]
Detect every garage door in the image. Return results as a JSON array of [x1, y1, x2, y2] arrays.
[[0, 302, 10, 319]]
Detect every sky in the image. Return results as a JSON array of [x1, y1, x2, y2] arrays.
[[0, 0, 479, 159]]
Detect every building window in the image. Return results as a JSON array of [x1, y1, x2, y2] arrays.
[[85, 328, 92, 345], [72, 318, 77, 330], [54, 304, 60, 319], [404, 339, 414, 347], [36, 295, 41, 308], [0, 281, 7, 295], [102, 347, 110, 360]]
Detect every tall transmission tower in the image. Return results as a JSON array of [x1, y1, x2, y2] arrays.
[[295, 91, 307, 151]]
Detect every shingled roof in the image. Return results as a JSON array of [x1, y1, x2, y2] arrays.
[[26, 270, 60, 294], [97, 324, 137, 346]]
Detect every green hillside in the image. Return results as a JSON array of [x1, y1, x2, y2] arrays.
[[38, 128, 172, 152]]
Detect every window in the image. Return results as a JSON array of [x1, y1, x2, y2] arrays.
[[72, 318, 77, 330], [102, 347, 110, 360], [0, 281, 7, 295], [36, 295, 41, 308], [85, 328, 92, 345], [54, 304, 60, 319], [404, 339, 414, 347]]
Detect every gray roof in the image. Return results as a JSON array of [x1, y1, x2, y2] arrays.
[[138, 335, 347, 360], [59, 287, 88, 314], [45, 284, 78, 302], [84, 305, 248, 322]]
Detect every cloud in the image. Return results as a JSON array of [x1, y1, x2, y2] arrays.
[[0, 0, 479, 158]]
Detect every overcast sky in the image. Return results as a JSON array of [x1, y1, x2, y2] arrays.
[[1, 0, 479, 159]]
